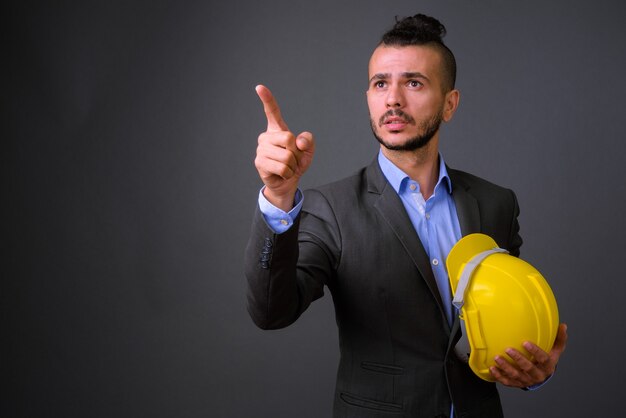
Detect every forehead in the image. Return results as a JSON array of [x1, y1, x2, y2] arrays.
[[368, 45, 443, 79]]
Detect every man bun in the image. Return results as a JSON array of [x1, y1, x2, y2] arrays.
[[381, 14, 447, 45]]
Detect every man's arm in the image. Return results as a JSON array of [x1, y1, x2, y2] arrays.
[[245, 85, 323, 329], [491, 189, 568, 387], [506, 188, 523, 257], [245, 190, 338, 330]]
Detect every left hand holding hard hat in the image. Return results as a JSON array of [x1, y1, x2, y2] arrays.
[[489, 323, 568, 388]]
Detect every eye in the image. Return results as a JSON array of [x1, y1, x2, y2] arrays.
[[408, 80, 422, 88], [374, 80, 386, 89]]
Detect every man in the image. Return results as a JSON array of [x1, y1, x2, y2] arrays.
[[246, 14, 567, 417]]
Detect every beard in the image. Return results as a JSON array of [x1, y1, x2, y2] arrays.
[[370, 108, 443, 152]]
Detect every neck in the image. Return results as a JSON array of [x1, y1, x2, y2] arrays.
[[381, 139, 440, 200]]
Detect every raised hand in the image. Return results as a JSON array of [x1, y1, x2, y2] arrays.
[[254, 85, 315, 211]]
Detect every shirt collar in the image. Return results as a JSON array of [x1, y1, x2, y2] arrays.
[[377, 150, 453, 195]]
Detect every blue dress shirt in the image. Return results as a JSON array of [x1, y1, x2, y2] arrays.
[[376, 151, 461, 326]]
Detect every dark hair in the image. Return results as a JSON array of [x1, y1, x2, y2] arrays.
[[380, 14, 457, 91]]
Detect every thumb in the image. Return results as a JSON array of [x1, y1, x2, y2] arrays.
[[553, 323, 568, 353], [296, 131, 315, 153]]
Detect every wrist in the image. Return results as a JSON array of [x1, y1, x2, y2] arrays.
[[262, 187, 297, 212]]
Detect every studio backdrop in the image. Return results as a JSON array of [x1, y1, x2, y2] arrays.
[[4, 1, 626, 417]]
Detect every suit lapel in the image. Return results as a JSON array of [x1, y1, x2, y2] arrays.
[[449, 169, 481, 236], [367, 161, 447, 319], [447, 168, 481, 349]]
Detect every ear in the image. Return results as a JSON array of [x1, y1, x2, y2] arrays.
[[443, 89, 460, 122]]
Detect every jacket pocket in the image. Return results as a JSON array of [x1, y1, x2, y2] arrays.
[[340, 392, 403, 413], [361, 361, 405, 375]]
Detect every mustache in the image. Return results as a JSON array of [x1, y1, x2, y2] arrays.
[[379, 109, 416, 126]]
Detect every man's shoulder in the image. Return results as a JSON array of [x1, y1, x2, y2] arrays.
[[448, 167, 515, 195], [316, 167, 368, 191], [308, 160, 376, 192], [302, 163, 375, 210]]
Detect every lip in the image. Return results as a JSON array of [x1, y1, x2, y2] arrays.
[[383, 117, 408, 131], [385, 123, 407, 131]]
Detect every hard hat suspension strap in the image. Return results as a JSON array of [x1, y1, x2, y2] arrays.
[[452, 247, 509, 310], [451, 247, 508, 362]]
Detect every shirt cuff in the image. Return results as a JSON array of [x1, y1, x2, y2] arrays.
[[258, 187, 303, 234], [524, 372, 554, 391]]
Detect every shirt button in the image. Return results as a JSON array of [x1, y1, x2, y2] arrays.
[[409, 183, 417, 191], [425, 213, 430, 220], [280, 219, 289, 226], [432, 259, 439, 266]]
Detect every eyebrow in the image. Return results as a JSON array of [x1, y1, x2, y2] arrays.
[[369, 72, 430, 84]]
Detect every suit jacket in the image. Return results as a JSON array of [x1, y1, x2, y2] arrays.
[[245, 158, 522, 418]]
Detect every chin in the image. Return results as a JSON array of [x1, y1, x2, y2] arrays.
[[381, 134, 414, 147]]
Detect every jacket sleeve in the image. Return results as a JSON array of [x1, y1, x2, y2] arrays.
[[506, 188, 523, 257], [244, 190, 340, 330]]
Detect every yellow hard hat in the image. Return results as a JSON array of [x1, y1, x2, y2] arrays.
[[446, 233, 559, 382]]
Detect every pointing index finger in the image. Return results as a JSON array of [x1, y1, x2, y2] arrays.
[[255, 85, 289, 132]]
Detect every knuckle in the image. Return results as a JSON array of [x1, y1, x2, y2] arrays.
[[520, 363, 534, 372], [280, 132, 295, 144], [508, 350, 521, 359], [508, 370, 519, 379], [258, 132, 269, 144], [527, 345, 539, 354], [277, 164, 291, 177], [276, 148, 291, 162]]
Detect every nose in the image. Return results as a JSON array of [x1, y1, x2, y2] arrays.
[[385, 84, 404, 108]]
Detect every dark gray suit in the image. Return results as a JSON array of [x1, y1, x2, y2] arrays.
[[245, 158, 522, 417]]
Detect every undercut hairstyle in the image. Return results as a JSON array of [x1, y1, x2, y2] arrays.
[[380, 14, 457, 92]]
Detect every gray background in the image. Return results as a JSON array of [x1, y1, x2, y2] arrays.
[[4, 0, 625, 417]]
